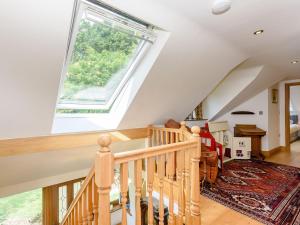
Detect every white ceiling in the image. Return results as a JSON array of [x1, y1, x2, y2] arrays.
[[161, 0, 300, 77]]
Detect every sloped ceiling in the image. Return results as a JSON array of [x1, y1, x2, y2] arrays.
[[0, 139, 145, 197], [0, 0, 74, 138], [118, 0, 300, 127], [0, 0, 299, 138], [203, 60, 263, 120]]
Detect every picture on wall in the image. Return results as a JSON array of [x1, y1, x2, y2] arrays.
[[272, 89, 278, 103]]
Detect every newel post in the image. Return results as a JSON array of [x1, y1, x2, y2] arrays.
[[190, 126, 201, 225], [95, 134, 114, 225]]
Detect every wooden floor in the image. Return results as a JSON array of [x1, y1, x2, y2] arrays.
[[200, 143, 300, 225], [266, 141, 300, 167]]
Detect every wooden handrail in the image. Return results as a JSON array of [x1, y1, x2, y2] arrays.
[[0, 127, 147, 157], [60, 122, 201, 225], [60, 167, 95, 225], [114, 140, 197, 164]]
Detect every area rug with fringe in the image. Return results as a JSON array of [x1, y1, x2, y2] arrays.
[[202, 160, 300, 225]]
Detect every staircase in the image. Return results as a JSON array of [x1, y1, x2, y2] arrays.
[[60, 123, 202, 225]]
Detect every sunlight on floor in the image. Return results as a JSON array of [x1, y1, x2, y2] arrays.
[[266, 142, 300, 168], [291, 140, 300, 153]]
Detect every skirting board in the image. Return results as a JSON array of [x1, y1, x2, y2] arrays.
[[262, 146, 285, 158]]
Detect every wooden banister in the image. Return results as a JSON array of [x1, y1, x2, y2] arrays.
[[60, 168, 95, 225], [114, 140, 197, 164], [60, 123, 202, 225]]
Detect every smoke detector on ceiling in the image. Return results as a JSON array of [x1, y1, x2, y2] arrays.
[[212, 0, 232, 15]]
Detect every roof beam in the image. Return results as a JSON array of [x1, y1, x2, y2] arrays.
[[0, 128, 147, 157]]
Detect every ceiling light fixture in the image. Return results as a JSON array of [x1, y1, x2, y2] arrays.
[[291, 60, 299, 64], [212, 0, 232, 15], [254, 29, 264, 35]]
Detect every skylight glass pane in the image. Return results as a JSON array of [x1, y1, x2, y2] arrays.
[[57, 1, 155, 113]]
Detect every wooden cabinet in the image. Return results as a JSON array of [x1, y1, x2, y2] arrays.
[[234, 124, 266, 160]]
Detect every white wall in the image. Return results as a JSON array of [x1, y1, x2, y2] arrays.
[[216, 84, 282, 151], [216, 90, 271, 150], [268, 84, 280, 149]]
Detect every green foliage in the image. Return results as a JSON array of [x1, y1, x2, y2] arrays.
[[0, 189, 42, 224], [56, 108, 110, 114], [61, 20, 139, 100]]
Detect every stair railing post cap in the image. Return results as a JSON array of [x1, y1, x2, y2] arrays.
[[191, 126, 200, 136], [180, 121, 186, 126], [97, 133, 112, 149]]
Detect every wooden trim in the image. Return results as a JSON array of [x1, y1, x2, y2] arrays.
[[285, 83, 291, 151], [43, 185, 59, 225], [0, 128, 147, 157], [284, 82, 300, 152], [261, 146, 284, 158], [43, 177, 85, 225]]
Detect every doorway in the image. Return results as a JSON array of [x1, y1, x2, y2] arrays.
[[285, 82, 300, 151]]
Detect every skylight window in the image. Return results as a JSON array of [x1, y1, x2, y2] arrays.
[[57, 0, 156, 113]]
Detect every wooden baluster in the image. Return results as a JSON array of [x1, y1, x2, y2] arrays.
[[77, 197, 82, 225], [67, 216, 70, 225], [69, 215, 72, 225], [165, 132, 170, 145], [147, 156, 155, 225], [95, 134, 114, 225], [156, 130, 160, 146], [72, 210, 75, 225], [120, 163, 129, 225], [190, 126, 201, 225], [176, 150, 185, 225], [74, 203, 78, 225], [176, 133, 180, 143], [167, 131, 176, 224], [160, 130, 164, 145], [148, 125, 153, 147], [135, 159, 143, 225], [86, 182, 93, 225], [92, 177, 99, 225], [158, 154, 166, 225], [167, 151, 175, 225], [82, 189, 87, 225], [168, 132, 174, 144], [184, 148, 191, 224]]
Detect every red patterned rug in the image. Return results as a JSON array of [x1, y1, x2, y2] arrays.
[[202, 160, 300, 225]]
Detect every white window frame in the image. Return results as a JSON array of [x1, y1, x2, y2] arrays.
[[56, 0, 156, 111]]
